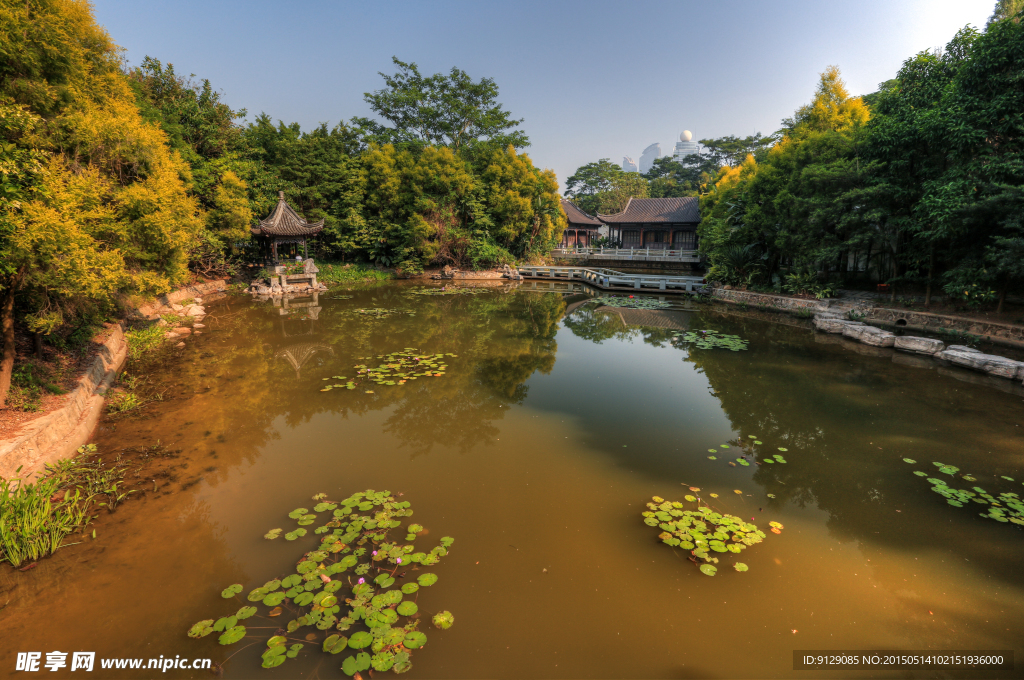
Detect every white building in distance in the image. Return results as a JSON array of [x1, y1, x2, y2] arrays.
[[673, 130, 699, 162], [639, 143, 661, 174], [622, 156, 638, 172]]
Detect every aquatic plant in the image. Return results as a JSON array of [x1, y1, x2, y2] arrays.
[[642, 495, 767, 575], [0, 445, 135, 567], [675, 330, 749, 351], [320, 350, 456, 393], [407, 287, 487, 296], [125, 324, 166, 362], [190, 490, 455, 676], [349, 308, 416, 318], [591, 296, 672, 310], [903, 460, 1024, 526]]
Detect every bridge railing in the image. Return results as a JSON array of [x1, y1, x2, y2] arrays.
[[517, 265, 707, 293], [551, 247, 700, 261]]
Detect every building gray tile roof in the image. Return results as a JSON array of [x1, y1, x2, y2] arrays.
[[252, 192, 325, 237], [560, 198, 603, 228], [597, 197, 699, 224]]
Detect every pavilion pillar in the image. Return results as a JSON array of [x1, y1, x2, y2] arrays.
[[272, 240, 278, 264], [303, 239, 308, 259]]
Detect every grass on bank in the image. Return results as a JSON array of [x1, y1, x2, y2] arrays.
[[314, 262, 394, 284], [0, 446, 135, 568]]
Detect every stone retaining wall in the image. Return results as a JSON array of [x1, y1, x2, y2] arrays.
[[0, 279, 227, 479], [862, 307, 1024, 348], [710, 288, 831, 313], [0, 325, 126, 479]]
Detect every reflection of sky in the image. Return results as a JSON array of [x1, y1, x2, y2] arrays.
[[524, 316, 738, 480]]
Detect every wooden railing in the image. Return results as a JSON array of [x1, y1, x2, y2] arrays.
[[551, 247, 700, 262]]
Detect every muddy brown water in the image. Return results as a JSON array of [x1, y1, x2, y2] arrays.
[[2, 283, 1022, 679]]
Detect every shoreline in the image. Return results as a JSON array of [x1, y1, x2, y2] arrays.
[[0, 280, 227, 480]]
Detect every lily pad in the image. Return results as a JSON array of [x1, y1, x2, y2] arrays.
[[221, 583, 242, 598], [263, 592, 286, 606], [218, 625, 246, 645], [699, 564, 717, 576], [264, 528, 282, 539], [188, 620, 215, 638], [903, 458, 917, 464], [778, 447, 788, 452], [323, 634, 348, 654], [433, 610, 455, 629], [417, 573, 438, 587], [401, 582, 420, 595], [403, 631, 428, 649], [235, 606, 257, 620], [397, 601, 418, 616], [348, 631, 373, 649], [734, 563, 749, 572]]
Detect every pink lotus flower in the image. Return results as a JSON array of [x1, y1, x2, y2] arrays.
[[357, 578, 365, 584], [397, 558, 402, 564]]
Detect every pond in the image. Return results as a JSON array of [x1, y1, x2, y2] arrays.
[[2, 282, 1022, 679]]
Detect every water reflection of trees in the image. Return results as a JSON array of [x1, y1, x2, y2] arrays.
[[563, 304, 680, 347], [686, 309, 1023, 583], [133, 286, 567, 461]]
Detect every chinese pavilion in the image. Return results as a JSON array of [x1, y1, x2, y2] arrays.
[[560, 198, 603, 247], [252, 192, 325, 262], [598, 197, 699, 250]]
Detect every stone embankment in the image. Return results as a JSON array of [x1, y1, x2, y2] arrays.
[[0, 280, 227, 478], [812, 312, 1024, 387], [711, 287, 1024, 347]]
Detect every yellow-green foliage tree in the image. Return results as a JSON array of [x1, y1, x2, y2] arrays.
[[358, 143, 564, 270], [698, 66, 870, 288], [0, 0, 203, 406], [476, 145, 564, 261]]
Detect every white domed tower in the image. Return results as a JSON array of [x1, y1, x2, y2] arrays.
[[673, 129, 699, 162]]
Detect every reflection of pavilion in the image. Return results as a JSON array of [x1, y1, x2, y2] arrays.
[[275, 341, 334, 378]]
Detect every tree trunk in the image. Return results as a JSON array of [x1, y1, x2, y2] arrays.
[[924, 247, 935, 308], [997, 277, 1008, 314], [0, 268, 26, 409]]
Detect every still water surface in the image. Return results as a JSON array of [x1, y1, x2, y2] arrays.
[[2, 283, 1022, 679]]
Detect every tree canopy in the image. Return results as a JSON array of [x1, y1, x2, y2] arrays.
[[354, 57, 529, 153]]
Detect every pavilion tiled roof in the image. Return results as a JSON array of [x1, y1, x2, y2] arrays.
[[252, 192, 325, 237], [560, 198, 603, 228], [597, 197, 699, 224]]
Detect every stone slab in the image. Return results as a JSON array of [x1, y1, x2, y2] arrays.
[[842, 324, 896, 347], [936, 349, 1024, 380], [814, 318, 864, 334], [894, 336, 945, 355]]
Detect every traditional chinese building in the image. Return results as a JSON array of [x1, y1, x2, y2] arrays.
[[252, 191, 325, 262], [560, 198, 603, 247], [598, 197, 699, 250]]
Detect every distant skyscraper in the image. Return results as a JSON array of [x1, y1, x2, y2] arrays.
[[673, 130, 699, 162], [638, 143, 661, 174], [622, 156, 638, 173]]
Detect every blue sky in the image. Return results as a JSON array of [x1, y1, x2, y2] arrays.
[[94, 0, 994, 188]]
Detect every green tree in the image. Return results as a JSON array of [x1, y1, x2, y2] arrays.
[[564, 159, 622, 215], [355, 57, 528, 153]]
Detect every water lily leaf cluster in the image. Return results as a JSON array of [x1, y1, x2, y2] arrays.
[[674, 330, 749, 351], [407, 287, 487, 296], [320, 349, 456, 392], [349, 308, 416, 318], [591, 296, 672, 310], [709, 436, 787, 468], [189, 490, 456, 676], [642, 495, 766, 575], [904, 461, 1024, 525]]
